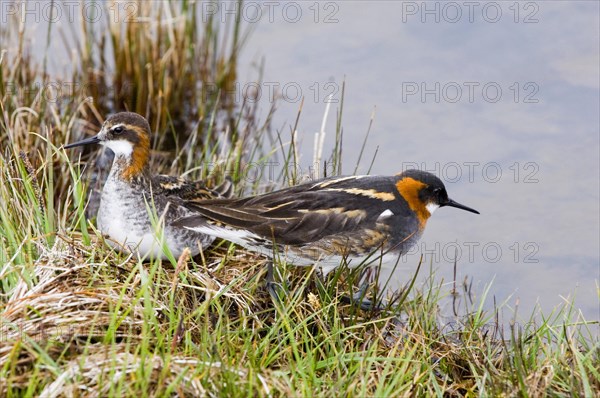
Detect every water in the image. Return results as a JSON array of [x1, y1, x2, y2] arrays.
[[232, 1, 599, 324]]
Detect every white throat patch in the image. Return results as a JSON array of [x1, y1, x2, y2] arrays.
[[426, 203, 439, 215], [102, 139, 133, 157]]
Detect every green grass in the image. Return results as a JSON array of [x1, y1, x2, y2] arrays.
[[1, 1, 598, 396]]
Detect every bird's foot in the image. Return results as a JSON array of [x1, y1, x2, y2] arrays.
[[340, 282, 383, 311]]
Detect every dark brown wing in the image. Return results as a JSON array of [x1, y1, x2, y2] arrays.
[[182, 175, 398, 245], [152, 175, 233, 203]]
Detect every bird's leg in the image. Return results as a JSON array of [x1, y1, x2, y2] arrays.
[[265, 260, 280, 302], [340, 267, 384, 311], [265, 260, 291, 306], [340, 282, 378, 311]]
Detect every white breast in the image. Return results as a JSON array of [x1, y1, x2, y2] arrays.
[[97, 177, 176, 259]]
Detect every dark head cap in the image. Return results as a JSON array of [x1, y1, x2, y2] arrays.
[[64, 112, 152, 179], [64, 112, 151, 157], [397, 169, 479, 215]]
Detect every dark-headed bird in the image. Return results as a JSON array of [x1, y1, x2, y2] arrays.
[[175, 170, 479, 275]]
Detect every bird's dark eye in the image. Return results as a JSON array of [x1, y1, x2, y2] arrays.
[[113, 126, 124, 135]]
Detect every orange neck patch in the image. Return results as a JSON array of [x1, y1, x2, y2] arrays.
[[395, 177, 430, 227], [120, 133, 150, 180]]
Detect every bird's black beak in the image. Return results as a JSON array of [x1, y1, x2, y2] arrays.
[[63, 134, 101, 149], [443, 199, 480, 214]]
